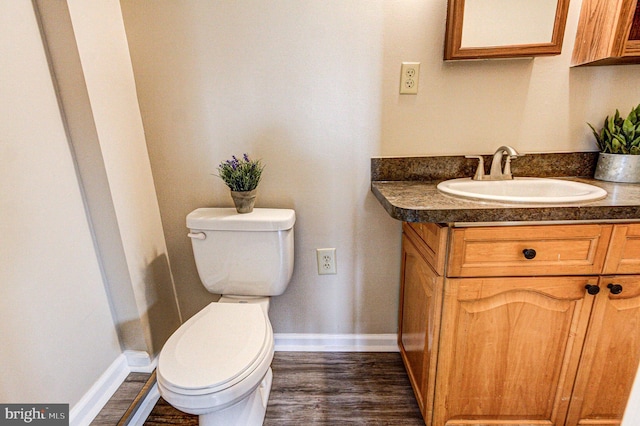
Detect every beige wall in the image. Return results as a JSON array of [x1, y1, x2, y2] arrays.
[[380, 0, 640, 157], [120, 0, 639, 335], [121, 0, 402, 333], [65, 0, 181, 356], [0, 0, 182, 412], [0, 1, 121, 405]]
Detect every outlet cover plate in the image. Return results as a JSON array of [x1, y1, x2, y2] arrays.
[[316, 248, 337, 275], [400, 62, 420, 95]]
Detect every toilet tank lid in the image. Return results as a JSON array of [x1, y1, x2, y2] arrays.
[[187, 208, 295, 231]]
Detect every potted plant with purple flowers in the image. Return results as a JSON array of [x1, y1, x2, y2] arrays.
[[216, 154, 264, 213]]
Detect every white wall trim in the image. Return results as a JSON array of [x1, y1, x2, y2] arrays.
[[69, 351, 156, 426], [623, 368, 640, 425], [70, 354, 130, 426], [274, 333, 399, 352], [128, 383, 161, 426], [125, 350, 157, 373]]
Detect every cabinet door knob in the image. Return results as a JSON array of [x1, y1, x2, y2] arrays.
[[522, 248, 537, 259], [607, 283, 623, 295], [585, 284, 600, 295]]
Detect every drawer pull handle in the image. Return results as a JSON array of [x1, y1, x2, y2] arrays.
[[607, 283, 623, 295], [522, 248, 537, 259], [585, 284, 600, 295]]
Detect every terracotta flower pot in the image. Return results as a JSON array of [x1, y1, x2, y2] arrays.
[[230, 189, 257, 213]]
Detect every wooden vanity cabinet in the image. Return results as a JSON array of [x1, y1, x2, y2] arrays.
[[604, 223, 640, 274], [567, 223, 640, 426], [572, 0, 640, 66], [566, 275, 640, 425], [434, 276, 597, 426], [399, 223, 447, 420], [399, 222, 640, 426]]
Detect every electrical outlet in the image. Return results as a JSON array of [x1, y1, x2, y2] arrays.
[[316, 248, 337, 275], [400, 62, 420, 95]]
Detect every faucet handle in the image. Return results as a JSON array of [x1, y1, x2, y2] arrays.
[[465, 155, 485, 180], [503, 152, 523, 179], [503, 156, 513, 179]]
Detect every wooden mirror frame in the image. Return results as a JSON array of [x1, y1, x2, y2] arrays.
[[444, 0, 571, 60]]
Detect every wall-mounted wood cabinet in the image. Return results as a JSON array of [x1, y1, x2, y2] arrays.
[[572, 0, 640, 66], [399, 222, 640, 426]]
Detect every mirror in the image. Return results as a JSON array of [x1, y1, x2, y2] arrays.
[[444, 0, 570, 60]]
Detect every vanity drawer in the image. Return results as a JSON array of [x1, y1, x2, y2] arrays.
[[404, 222, 448, 275], [603, 224, 640, 274], [447, 224, 613, 277]]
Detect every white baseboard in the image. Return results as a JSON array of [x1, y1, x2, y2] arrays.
[[125, 350, 157, 373], [127, 383, 161, 426], [70, 354, 130, 426], [623, 369, 640, 425], [274, 333, 398, 352], [69, 351, 156, 426]]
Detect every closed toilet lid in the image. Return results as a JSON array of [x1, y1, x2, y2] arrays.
[[158, 302, 270, 393]]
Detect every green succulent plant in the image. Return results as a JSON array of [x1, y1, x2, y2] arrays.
[[589, 103, 640, 155]]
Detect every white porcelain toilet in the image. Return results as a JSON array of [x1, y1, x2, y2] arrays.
[[157, 208, 295, 426]]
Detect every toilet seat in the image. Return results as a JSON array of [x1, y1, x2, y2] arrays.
[[158, 302, 272, 397]]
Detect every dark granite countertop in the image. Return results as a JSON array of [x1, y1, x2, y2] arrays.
[[371, 153, 640, 223]]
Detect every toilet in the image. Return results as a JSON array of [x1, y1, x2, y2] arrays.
[[157, 208, 295, 426]]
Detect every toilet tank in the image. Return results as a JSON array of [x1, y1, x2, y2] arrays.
[[186, 208, 295, 296]]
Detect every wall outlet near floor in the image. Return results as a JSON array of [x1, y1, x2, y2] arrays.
[[400, 62, 420, 95], [316, 248, 337, 275]]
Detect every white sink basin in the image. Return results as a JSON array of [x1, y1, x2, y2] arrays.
[[437, 177, 607, 204]]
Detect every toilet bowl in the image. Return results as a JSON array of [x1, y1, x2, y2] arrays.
[[157, 299, 274, 425], [157, 208, 295, 425]]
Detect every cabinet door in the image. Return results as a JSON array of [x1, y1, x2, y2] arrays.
[[566, 276, 640, 426], [433, 276, 597, 426], [399, 232, 444, 424], [572, 0, 640, 66], [404, 222, 448, 275], [603, 224, 640, 274]]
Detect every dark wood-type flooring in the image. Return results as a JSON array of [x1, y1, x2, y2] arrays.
[[91, 372, 155, 425], [144, 352, 424, 425]]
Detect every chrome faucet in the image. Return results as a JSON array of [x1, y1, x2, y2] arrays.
[[466, 145, 522, 181]]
